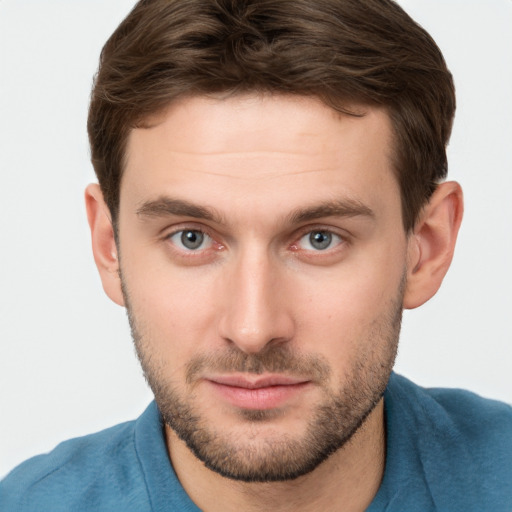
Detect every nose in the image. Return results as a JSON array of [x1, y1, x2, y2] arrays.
[[217, 248, 295, 354]]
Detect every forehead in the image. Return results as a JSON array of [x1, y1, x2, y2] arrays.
[[121, 94, 399, 224]]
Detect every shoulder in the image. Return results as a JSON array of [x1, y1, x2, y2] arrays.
[[386, 373, 512, 510], [423, 381, 512, 478], [389, 372, 512, 446], [427, 382, 512, 437], [0, 418, 149, 512]]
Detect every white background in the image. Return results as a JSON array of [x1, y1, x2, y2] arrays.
[[1, 0, 511, 478]]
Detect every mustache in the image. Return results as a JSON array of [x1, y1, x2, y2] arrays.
[[185, 345, 331, 384]]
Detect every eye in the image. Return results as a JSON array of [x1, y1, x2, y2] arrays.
[[168, 229, 213, 251], [297, 230, 343, 251]]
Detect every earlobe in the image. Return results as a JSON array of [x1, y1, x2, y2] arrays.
[[403, 181, 463, 309], [85, 184, 125, 307]]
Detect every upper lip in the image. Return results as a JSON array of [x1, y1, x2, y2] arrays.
[[206, 374, 310, 389]]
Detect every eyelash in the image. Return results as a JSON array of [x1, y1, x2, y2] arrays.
[[164, 225, 221, 255], [163, 225, 348, 261], [292, 229, 344, 252]]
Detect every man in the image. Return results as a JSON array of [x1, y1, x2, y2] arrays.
[[1, 0, 511, 510]]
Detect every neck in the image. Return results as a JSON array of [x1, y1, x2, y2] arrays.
[[166, 399, 386, 512]]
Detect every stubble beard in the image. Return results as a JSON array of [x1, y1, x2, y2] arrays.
[[122, 278, 403, 483]]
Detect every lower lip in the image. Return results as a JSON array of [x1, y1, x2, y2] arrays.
[[206, 381, 310, 410]]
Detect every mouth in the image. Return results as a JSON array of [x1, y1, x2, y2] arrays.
[[204, 374, 312, 410]]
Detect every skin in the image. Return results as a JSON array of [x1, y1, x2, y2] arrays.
[[86, 94, 463, 511]]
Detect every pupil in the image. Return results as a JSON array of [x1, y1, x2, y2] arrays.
[[181, 230, 204, 249], [310, 231, 331, 250]]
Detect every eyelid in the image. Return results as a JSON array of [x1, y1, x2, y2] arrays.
[[289, 225, 350, 256], [293, 223, 349, 241], [167, 229, 213, 251], [299, 231, 342, 249], [161, 222, 349, 260], [162, 223, 225, 258], [163, 222, 213, 240]]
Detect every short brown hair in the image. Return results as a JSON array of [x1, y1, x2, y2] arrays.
[[88, 0, 455, 231]]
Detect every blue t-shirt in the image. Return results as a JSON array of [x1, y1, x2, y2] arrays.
[[1, 373, 511, 511]]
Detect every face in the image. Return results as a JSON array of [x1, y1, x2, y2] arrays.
[[117, 94, 408, 482]]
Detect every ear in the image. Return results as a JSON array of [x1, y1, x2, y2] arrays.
[[403, 181, 463, 309], [85, 183, 125, 307]]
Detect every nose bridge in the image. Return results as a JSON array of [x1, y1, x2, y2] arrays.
[[218, 243, 293, 353]]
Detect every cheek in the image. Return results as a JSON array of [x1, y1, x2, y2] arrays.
[[123, 258, 223, 348], [292, 258, 404, 352]]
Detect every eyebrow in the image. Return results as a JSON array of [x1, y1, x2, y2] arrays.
[[288, 199, 375, 224], [136, 196, 374, 225], [136, 197, 224, 224]]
